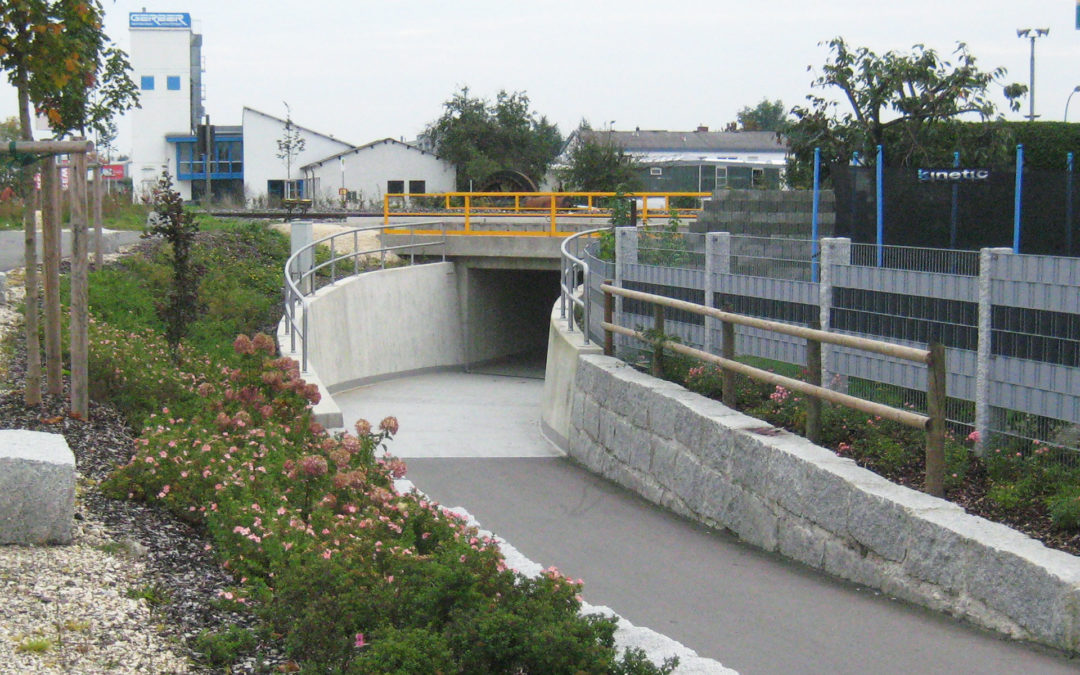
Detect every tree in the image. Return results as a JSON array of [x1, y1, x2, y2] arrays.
[[0, 116, 18, 191], [276, 102, 305, 199], [146, 170, 200, 357], [736, 99, 788, 131], [420, 87, 563, 190], [1, 1, 138, 406], [785, 37, 1025, 186], [557, 123, 643, 192], [1, 1, 138, 141]]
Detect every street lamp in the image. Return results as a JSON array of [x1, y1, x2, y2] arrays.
[[1017, 28, 1050, 121], [1067, 86, 1080, 122]]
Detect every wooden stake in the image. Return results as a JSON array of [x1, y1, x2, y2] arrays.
[[43, 157, 62, 395], [69, 150, 89, 419]]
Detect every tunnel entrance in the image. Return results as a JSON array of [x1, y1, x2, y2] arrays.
[[460, 267, 561, 378]]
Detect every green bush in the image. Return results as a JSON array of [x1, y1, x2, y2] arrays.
[[194, 625, 258, 667]]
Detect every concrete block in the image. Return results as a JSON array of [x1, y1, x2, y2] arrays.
[[0, 430, 75, 545]]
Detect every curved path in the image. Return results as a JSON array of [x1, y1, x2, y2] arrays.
[[335, 369, 1080, 674]]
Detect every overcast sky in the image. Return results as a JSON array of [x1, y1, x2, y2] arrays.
[[2, 1, 1078, 155]]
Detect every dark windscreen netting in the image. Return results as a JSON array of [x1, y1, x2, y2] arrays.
[[831, 165, 1079, 256]]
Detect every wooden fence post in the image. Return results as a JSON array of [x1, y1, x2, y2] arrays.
[[43, 158, 63, 395], [925, 342, 947, 497], [69, 149, 89, 419], [806, 321, 823, 444], [651, 303, 665, 377], [603, 281, 614, 356], [23, 162, 41, 406], [722, 320, 736, 407]]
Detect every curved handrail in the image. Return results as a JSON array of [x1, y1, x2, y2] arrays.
[[283, 221, 447, 371], [559, 227, 607, 345]]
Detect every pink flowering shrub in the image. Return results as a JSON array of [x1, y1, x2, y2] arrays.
[[102, 329, 676, 673]]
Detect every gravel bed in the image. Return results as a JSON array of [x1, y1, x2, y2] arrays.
[[0, 264, 282, 673]]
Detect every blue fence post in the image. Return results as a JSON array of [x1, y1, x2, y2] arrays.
[[812, 147, 821, 282], [1068, 152, 1075, 256], [950, 151, 960, 249], [876, 145, 884, 266], [1013, 144, 1024, 253]]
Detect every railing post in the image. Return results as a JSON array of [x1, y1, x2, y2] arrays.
[[604, 281, 614, 356], [806, 321, 823, 444], [925, 342, 947, 498], [550, 193, 557, 236], [464, 194, 472, 233], [722, 320, 736, 407], [291, 220, 314, 295], [652, 304, 665, 377]]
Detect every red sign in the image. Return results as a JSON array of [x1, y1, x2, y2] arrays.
[[101, 164, 126, 180]]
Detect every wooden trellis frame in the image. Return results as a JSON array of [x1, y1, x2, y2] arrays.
[[3, 139, 94, 419]]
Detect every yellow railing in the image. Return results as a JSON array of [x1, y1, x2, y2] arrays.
[[382, 191, 710, 236]]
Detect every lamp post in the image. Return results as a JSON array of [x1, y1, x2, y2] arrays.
[[1017, 28, 1049, 121], [1067, 86, 1080, 122]]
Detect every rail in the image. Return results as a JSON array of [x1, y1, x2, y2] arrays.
[[559, 228, 607, 345], [599, 283, 949, 497], [382, 191, 709, 235], [283, 221, 447, 372]]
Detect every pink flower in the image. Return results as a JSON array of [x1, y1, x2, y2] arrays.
[[966, 430, 981, 443], [354, 633, 366, 648], [379, 416, 399, 435]]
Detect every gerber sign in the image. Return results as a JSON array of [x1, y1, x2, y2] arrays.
[[129, 12, 191, 29], [917, 168, 991, 184]]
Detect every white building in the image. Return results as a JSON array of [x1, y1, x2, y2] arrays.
[[301, 138, 457, 209], [128, 11, 203, 199], [241, 107, 355, 205]]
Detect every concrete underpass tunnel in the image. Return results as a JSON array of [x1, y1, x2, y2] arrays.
[[459, 267, 561, 377]]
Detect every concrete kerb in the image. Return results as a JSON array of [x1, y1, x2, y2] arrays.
[[542, 309, 1080, 653], [0, 430, 76, 545]]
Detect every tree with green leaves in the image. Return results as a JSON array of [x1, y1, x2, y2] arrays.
[[736, 99, 789, 132], [785, 37, 1025, 186], [421, 87, 563, 190], [557, 122, 643, 192]]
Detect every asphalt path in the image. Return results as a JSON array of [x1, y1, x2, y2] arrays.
[[335, 369, 1080, 674], [0, 229, 143, 272]]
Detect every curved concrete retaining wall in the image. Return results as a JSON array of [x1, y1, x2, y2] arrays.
[[542, 309, 1080, 653], [305, 263, 465, 393], [278, 263, 466, 430]]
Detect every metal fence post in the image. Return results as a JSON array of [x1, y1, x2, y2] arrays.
[[291, 220, 313, 295], [925, 342, 947, 497]]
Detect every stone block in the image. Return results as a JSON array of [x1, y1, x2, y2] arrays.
[[0, 430, 75, 545]]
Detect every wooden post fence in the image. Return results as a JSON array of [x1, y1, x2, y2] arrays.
[[2, 139, 94, 418], [601, 282, 948, 497]]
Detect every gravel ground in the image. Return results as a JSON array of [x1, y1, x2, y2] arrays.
[[0, 264, 281, 674]]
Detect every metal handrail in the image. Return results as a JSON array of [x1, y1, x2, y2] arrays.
[[558, 227, 607, 345], [283, 221, 447, 372]]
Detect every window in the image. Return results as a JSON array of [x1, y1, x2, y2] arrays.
[[140, 75, 154, 90], [715, 166, 727, 188], [408, 180, 426, 195], [650, 167, 663, 176], [751, 168, 765, 187], [166, 75, 181, 90], [387, 180, 404, 194]]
